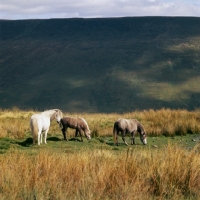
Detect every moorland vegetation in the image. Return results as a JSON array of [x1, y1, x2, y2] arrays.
[[0, 107, 200, 139], [0, 108, 200, 199]]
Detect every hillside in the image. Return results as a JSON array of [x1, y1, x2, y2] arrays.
[[0, 17, 200, 112]]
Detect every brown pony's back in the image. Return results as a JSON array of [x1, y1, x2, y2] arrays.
[[114, 118, 138, 133], [61, 116, 78, 129], [113, 118, 147, 146], [60, 116, 91, 141]]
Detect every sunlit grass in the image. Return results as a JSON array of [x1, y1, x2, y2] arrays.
[[0, 108, 200, 199], [0, 145, 200, 199], [0, 108, 200, 139]]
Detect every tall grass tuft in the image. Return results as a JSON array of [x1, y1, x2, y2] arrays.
[[0, 145, 200, 199], [0, 108, 32, 138]]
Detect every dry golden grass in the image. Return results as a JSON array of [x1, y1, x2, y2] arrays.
[[0, 108, 200, 138], [0, 108, 200, 199], [0, 145, 200, 200], [0, 107, 34, 138], [62, 109, 200, 137]]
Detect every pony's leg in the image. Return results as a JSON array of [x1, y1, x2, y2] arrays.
[[62, 128, 68, 141], [78, 129, 83, 142], [131, 131, 136, 145], [114, 130, 121, 146], [31, 127, 36, 145], [122, 130, 128, 146], [38, 131, 41, 145], [32, 132, 36, 145], [75, 129, 78, 138], [115, 131, 119, 146], [74, 129, 79, 141], [44, 128, 49, 144], [40, 132, 43, 144]]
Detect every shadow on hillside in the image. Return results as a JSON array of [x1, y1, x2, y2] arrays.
[[1, 18, 200, 112]]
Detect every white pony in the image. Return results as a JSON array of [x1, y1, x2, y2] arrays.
[[30, 109, 63, 145]]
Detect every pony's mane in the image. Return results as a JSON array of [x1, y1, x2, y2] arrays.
[[80, 117, 90, 131], [134, 119, 145, 133], [41, 109, 62, 119], [41, 109, 61, 113]]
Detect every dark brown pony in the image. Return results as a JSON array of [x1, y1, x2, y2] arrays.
[[59, 116, 91, 142], [113, 118, 147, 146]]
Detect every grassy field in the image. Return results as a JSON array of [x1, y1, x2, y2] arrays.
[[0, 108, 200, 199]]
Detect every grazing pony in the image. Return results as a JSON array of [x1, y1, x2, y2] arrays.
[[59, 116, 91, 142], [30, 109, 63, 145], [113, 118, 147, 146]]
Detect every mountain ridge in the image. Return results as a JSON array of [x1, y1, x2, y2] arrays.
[[0, 17, 200, 112]]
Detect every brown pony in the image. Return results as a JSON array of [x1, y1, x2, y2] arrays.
[[113, 118, 147, 146], [59, 116, 91, 142]]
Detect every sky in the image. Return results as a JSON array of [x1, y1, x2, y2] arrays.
[[0, 0, 200, 20]]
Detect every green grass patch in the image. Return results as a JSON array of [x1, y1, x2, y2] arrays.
[[0, 134, 199, 154]]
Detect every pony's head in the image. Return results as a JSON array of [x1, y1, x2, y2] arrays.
[[54, 109, 63, 123], [140, 131, 147, 145], [85, 130, 91, 140]]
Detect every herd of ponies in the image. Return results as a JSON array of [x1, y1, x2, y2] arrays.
[[30, 109, 147, 146]]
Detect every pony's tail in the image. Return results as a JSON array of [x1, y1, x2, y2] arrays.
[[30, 118, 38, 145], [113, 122, 117, 145]]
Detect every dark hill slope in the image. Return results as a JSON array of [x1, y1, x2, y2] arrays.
[[0, 17, 200, 112]]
